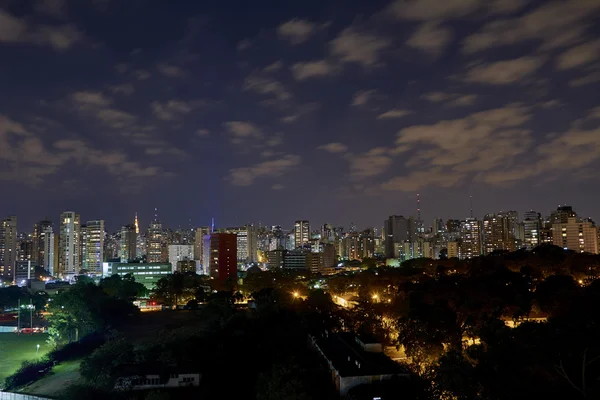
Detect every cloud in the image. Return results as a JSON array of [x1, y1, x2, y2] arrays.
[[278, 19, 315, 44], [350, 148, 392, 178], [271, 184, 285, 190], [0, 9, 83, 50], [421, 92, 478, 107], [317, 142, 348, 153], [390, 105, 533, 188], [0, 114, 164, 185], [237, 38, 252, 51], [377, 109, 412, 119], [263, 60, 283, 73], [134, 70, 151, 80], [223, 121, 263, 144], [556, 39, 600, 70], [291, 60, 335, 80], [386, 0, 481, 20], [381, 169, 465, 192], [196, 129, 210, 137], [463, 0, 600, 53], [464, 56, 544, 84], [330, 27, 391, 67], [351, 89, 377, 106], [569, 71, 600, 87], [406, 22, 454, 56], [421, 92, 453, 103], [228, 155, 301, 186], [72, 91, 112, 107], [157, 63, 185, 77], [244, 75, 292, 102], [34, 0, 67, 17], [108, 83, 135, 96], [151, 100, 196, 121]]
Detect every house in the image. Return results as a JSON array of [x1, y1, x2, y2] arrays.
[[309, 331, 409, 396]]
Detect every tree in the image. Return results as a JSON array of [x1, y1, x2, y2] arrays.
[[80, 337, 135, 390]]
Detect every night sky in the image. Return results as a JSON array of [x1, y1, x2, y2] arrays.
[[1, 0, 600, 232]]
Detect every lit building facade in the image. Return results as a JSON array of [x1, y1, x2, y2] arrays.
[[84, 220, 104, 273], [59, 211, 81, 278], [209, 233, 237, 285], [483, 212, 517, 254], [43, 227, 55, 276], [168, 244, 194, 273], [552, 217, 599, 254], [120, 224, 137, 262], [523, 211, 542, 250], [0, 215, 17, 279], [460, 218, 482, 259], [225, 225, 257, 263], [294, 220, 310, 248], [102, 261, 171, 290], [384, 215, 415, 258], [147, 219, 163, 263]]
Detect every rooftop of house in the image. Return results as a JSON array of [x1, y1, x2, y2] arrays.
[[311, 332, 407, 378]]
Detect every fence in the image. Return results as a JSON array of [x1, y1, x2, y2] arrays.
[[0, 392, 51, 400]]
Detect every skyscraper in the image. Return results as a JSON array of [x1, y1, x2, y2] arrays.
[[225, 225, 258, 263], [43, 226, 55, 276], [460, 218, 482, 259], [384, 215, 414, 258], [209, 233, 237, 286], [120, 224, 137, 262], [168, 244, 194, 273], [523, 211, 542, 250], [147, 218, 163, 263], [0, 216, 17, 279], [59, 211, 81, 278], [32, 219, 52, 267], [294, 220, 310, 248], [85, 220, 104, 273], [483, 212, 517, 254]]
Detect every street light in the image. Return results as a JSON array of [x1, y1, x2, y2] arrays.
[[372, 294, 379, 302], [36, 344, 40, 358], [292, 291, 299, 299]]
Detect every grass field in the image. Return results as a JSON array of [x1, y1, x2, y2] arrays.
[[0, 333, 50, 382], [20, 360, 81, 397]]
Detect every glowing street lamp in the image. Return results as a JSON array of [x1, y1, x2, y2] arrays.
[[372, 294, 379, 302], [292, 291, 299, 299], [36, 344, 40, 358]]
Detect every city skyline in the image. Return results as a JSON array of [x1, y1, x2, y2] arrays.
[[2, 0, 600, 234]]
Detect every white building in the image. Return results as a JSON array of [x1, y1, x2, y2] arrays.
[[85, 220, 104, 274], [115, 373, 200, 391], [59, 211, 81, 279], [168, 244, 194, 273], [43, 227, 55, 276]]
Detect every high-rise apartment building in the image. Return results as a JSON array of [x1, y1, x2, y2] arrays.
[[483, 212, 517, 254], [523, 211, 542, 250], [59, 211, 81, 278], [168, 244, 194, 273], [32, 219, 52, 266], [147, 218, 163, 263], [294, 220, 310, 248], [120, 224, 137, 262], [552, 217, 599, 254], [460, 218, 482, 259], [0, 216, 17, 279], [384, 215, 415, 258], [43, 226, 55, 276], [194, 226, 210, 269], [224, 225, 257, 263], [84, 220, 104, 273], [209, 233, 237, 285]]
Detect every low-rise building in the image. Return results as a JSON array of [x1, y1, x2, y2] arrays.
[[102, 261, 171, 290], [309, 332, 408, 396]]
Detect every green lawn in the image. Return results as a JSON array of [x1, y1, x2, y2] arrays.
[[20, 360, 82, 397], [0, 333, 50, 382]]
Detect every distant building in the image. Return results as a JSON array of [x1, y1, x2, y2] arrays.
[[194, 226, 210, 270], [14, 261, 37, 287], [84, 220, 104, 274], [483, 212, 517, 254], [224, 225, 257, 263], [0, 215, 17, 279], [447, 241, 459, 259], [552, 217, 599, 254], [265, 249, 285, 270], [59, 211, 81, 279], [294, 220, 310, 248], [209, 233, 237, 284], [460, 218, 482, 259], [384, 215, 415, 258], [176, 259, 196, 274], [523, 211, 542, 250], [309, 332, 408, 396], [32, 219, 52, 267], [102, 261, 171, 290], [43, 227, 55, 276], [168, 244, 194, 273], [115, 372, 200, 391], [120, 224, 137, 262], [147, 218, 163, 263]]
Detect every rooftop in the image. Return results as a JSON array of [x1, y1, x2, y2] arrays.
[[312, 332, 406, 377]]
